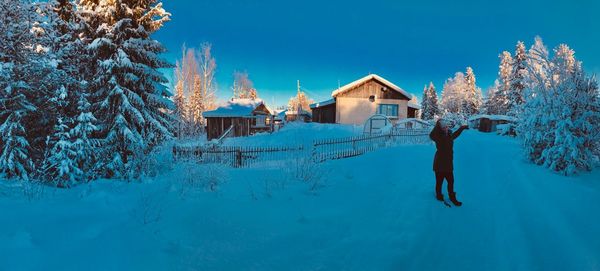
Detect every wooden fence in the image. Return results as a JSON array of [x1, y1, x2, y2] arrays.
[[173, 128, 431, 167], [173, 145, 306, 168]]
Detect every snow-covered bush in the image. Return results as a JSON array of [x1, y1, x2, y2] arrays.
[[285, 154, 329, 193], [518, 43, 600, 175]]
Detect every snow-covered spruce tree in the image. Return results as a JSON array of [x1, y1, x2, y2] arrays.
[[39, 0, 100, 184], [0, 0, 67, 180], [518, 43, 600, 175], [420, 85, 430, 119], [42, 86, 81, 186], [420, 82, 440, 120], [462, 67, 482, 115], [79, 0, 174, 178], [507, 41, 527, 116], [490, 51, 513, 115], [483, 80, 503, 114]]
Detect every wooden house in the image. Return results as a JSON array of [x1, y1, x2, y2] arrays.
[[203, 99, 274, 141], [311, 74, 420, 125]]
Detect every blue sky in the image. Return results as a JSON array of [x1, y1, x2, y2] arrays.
[[154, 0, 600, 106]]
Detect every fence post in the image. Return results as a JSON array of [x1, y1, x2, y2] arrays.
[[235, 148, 242, 168]]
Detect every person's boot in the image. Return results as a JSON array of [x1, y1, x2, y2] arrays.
[[436, 193, 444, 201], [449, 192, 462, 206]]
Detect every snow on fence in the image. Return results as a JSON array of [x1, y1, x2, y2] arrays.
[[173, 145, 306, 168], [313, 128, 431, 162], [173, 128, 431, 167]]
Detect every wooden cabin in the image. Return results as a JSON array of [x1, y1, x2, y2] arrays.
[[203, 99, 274, 141], [285, 109, 312, 122], [408, 102, 420, 118], [311, 74, 420, 125], [468, 115, 517, 133], [310, 99, 336, 123]]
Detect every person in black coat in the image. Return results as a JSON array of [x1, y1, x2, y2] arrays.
[[429, 119, 468, 206]]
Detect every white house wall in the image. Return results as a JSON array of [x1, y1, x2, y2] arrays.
[[336, 97, 408, 125]]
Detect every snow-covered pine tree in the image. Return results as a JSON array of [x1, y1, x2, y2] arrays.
[[440, 72, 467, 115], [491, 51, 513, 115], [420, 85, 430, 119], [40, 0, 101, 184], [507, 41, 527, 116], [483, 80, 503, 114], [462, 67, 482, 115], [420, 82, 440, 120], [70, 91, 98, 180], [42, 86, 80, 186], [0, 0, 66, 180], [79, 0, 174, 178]]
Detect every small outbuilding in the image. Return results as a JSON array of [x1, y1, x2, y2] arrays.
[[285, 109, 312, 122], [310, 99, 336, 123], [468, 114, 517, 133], [203, 99, 274, 141], [407, 102, 421, 119]]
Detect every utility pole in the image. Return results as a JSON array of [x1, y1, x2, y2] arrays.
[[297, 80, 301, 121]]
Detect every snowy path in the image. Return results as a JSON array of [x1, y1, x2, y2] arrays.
[[1, 131, 599, 270]]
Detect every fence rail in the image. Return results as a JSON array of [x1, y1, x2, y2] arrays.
[[173, 128, 431, 167], [173, 145, 306, 168]]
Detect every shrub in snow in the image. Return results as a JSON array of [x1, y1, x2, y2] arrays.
[[285, 154, 329, 192], [178, 163, 229, 197]]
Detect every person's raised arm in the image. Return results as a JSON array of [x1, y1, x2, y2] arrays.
[[452, 125, 469, 139]]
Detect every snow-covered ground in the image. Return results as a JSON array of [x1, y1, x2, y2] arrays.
[[1, 130, 600, 271]]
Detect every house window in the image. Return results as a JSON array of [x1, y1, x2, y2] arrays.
[[377, 104, 399, 118], [254, 115, 266, 127]]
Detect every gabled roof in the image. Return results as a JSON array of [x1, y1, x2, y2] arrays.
[[309, 98, 336, 109], [331, 74, 412, 99], [202, 98, 270, 118], [285, 108, 312, 116], [408, 102, 421, 109]]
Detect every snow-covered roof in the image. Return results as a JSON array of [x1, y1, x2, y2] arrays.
[[310, 99, 336, 109], [331, 74, 411, 99], [202, 99, 270, 118], [468, 114, 517, 122], [285, 109, 312, 116], [408, 102, 421, 109], [395, 118, 432, 126]]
